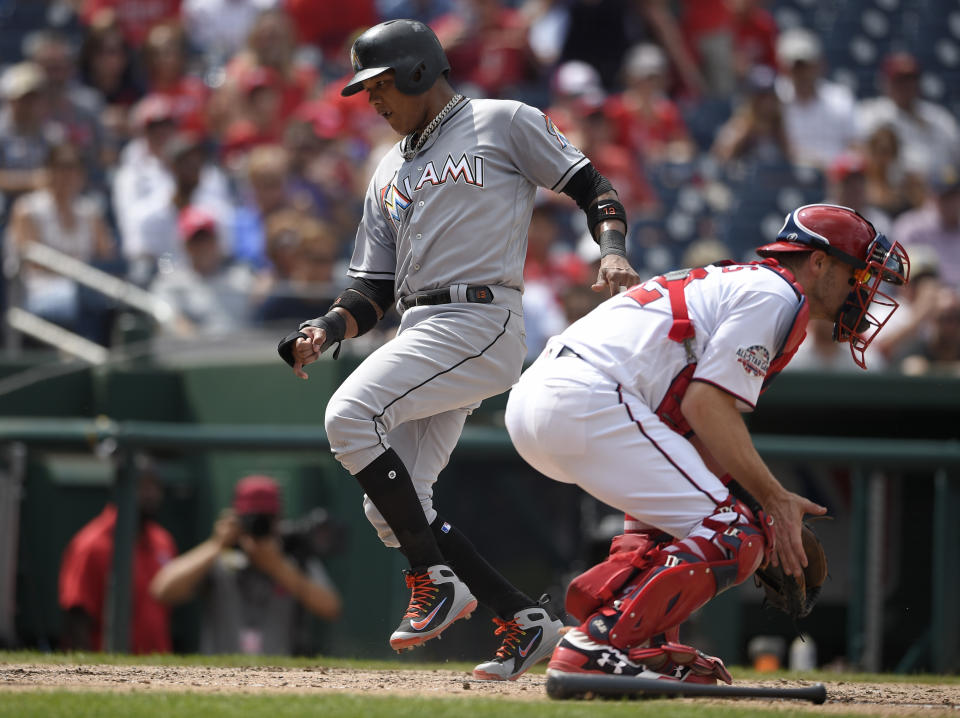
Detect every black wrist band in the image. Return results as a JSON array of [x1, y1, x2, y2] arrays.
[[598, 229, 627, 258], [300, 311, 348, 356]]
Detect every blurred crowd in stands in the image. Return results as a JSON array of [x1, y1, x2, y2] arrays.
[[1, 0, 959, 374]]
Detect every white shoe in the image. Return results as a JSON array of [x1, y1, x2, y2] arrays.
[[389, 564, 477, 651], [473, 596, 565, 681]]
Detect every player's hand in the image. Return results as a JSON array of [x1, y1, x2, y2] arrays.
[[593, 255, 641, 296], [762, 489, 827, 578], [292, 326, 325, 379]]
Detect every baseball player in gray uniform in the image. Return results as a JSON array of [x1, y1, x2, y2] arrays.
[[278, 19, 640, 681]]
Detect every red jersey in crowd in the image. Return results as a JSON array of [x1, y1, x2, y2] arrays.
[[432, 6, 534, 98], [605, 94, 690, 159], [82, 0, 182, 48], [150, 76, 210, 134], [284, 0, 378, 60], [680, 1, 777, 72], [59, 504, 176, 654]]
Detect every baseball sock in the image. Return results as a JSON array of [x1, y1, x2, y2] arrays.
[[430, 515, 534, 619], [353, 449, 444, 569]]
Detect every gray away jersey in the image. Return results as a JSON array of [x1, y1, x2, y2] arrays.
[[348, 98, 589, 297]]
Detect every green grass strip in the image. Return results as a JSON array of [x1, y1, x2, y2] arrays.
[[0, 690, 867, 718]]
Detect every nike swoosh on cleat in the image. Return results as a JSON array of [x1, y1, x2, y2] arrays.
[[409, 597, 447, 631], [517, 628, 542, 658]]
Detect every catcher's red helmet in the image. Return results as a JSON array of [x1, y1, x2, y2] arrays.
[[757, 204, 910, 368]]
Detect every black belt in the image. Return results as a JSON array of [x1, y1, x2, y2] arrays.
[[399, 285, 494, 310], [557, 345, 583, 359]]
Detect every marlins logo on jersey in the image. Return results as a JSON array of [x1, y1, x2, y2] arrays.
[[542, 115, 569, 149], [380, 155, 485, 229], [381, 180, 412, 228]]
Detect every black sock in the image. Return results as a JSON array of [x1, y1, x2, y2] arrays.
[[353, 449, 444, 569], [430, 515, 534, 619]]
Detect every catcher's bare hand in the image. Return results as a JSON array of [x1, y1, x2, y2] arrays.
[[292, 326, 325, 380], [763, 489, 826, 578], [593, 255, 641, 296]]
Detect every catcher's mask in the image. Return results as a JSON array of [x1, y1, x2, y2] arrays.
[[757, 204, 910, 369]]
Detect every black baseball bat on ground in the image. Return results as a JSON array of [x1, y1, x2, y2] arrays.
[[545, 672, 827, 704]]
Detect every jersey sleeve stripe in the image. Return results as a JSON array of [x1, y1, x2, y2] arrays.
[[689, 377, 757, 411], [550, 156, 590, 192], [348, 267, 396, 278]]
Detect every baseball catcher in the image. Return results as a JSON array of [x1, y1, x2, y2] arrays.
[[505, 204, 909, 683]]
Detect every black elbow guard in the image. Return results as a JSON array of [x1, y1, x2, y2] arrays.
[[330, 288, 380, 337], [562, 164, 629, 236], [563, 164, 613, 211], [348, 277, 394, 315]]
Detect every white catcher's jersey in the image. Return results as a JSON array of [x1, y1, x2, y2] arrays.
[[558, 263, 806, 412], [348, 97, 589, 298]]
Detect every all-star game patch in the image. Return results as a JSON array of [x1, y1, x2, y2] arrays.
[[736, 345, 770, 377]]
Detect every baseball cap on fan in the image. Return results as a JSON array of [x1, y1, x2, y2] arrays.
[[233, 475, 282, 516], [0, 61, 46, 100], [623, 43, 667, 81], [552, 61, 605, 112], [883, 51, 920, 79], [132, 94, 176, 130], [928, 163, 960, 196], [776, 28, 822, 66], [177, 206, 217, 242], [239, 66, 282, 96], [829, 151, 867, 183]]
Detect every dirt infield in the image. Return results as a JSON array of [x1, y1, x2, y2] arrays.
[[2, 662, 960, 714]]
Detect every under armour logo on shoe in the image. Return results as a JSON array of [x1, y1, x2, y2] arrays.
[[597, 652, 629, 674], [388, 470, 397, 479]]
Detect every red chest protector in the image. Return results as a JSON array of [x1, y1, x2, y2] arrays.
[[640, 259, 810, 437]]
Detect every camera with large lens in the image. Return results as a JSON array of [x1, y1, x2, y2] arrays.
[[278, 507, 348, 561], [238, 512, 275, 538]]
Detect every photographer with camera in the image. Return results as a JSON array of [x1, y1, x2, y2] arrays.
[[150, 475, 342, 655]]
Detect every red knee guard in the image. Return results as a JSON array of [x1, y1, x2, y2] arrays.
[[583, 500, 769, 650], [565, 530, 668, 622]]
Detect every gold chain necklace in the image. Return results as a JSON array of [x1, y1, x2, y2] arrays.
[[401, 94, 464, 161]]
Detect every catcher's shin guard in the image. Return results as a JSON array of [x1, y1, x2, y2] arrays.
[[584, 501, 769, 651], [565, 529, 669, 622]]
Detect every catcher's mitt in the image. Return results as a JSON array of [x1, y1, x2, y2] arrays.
[[754, 522, 828, 620]]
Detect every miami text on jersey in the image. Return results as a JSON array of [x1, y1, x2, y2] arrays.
[[407, 154, 485, 191], [381, 155, 485, 227]]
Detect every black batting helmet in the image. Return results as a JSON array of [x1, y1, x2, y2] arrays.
[[341, 20, 450, 97]]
